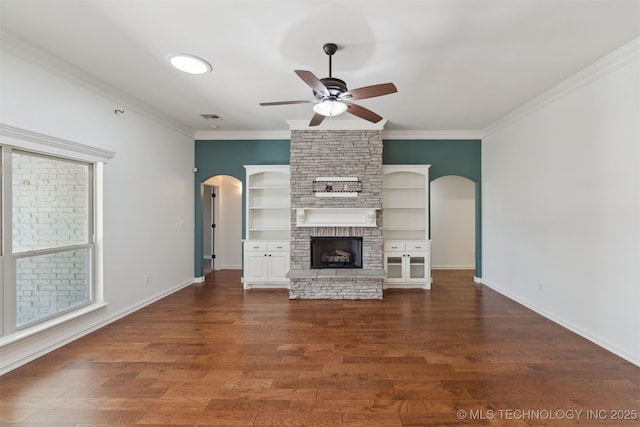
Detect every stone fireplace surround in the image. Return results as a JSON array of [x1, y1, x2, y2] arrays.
[[287, 128, 386, 299]]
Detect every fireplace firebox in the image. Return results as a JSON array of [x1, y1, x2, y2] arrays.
[[310, 237, 363, 269]]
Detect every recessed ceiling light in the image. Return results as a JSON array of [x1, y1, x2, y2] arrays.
[[168, 54, 212, 74]]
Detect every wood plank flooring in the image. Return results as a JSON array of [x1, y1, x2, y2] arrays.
[[1, 269, 639, 426]]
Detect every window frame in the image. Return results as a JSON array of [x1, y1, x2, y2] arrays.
[[0, 124, 113, 342], [2, 146, 96, 333]]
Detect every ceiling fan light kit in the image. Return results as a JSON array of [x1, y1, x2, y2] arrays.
[[260, 43, 397, 126], [313, 100, 348, 117]]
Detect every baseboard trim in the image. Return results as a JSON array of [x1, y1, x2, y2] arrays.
[[0, 277, 195, 375], [480, 278, 640, 367]]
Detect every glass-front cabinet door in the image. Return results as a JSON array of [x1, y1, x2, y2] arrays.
[[408, 255, 426, 280], [383, 245, 430, 287], [385, 255, 404, 280]]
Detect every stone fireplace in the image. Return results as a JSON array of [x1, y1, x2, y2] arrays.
[[287, 127, 386, 299]]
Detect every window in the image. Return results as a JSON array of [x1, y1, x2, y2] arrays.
[[1, 146, 97, 336], [11, 151, 94, 328], [0, 124, 113, 343]]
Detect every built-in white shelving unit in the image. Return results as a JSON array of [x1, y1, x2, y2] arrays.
[[382, 165, 431, 288], [243, 165, 291, 288], [245, 165, 290, 241]]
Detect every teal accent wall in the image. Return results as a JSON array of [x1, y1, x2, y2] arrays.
[[383, 139, 481, 181], [194, 138, 481, 278], [384, 140, 482, 277], [194, 140, 290, 276]]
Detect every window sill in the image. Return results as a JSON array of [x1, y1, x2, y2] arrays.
[[0, 302, 109, 348]]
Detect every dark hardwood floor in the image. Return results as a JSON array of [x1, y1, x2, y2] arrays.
[[1, 269, 638, 426]]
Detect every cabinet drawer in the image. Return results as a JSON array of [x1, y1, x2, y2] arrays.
[[384, 241, 405, 251], [245, 241, 268, 252], [268, 241, 290, 252], [407, 241, 429, 252]]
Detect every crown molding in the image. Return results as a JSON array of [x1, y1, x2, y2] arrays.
[[194, 127, 483, 141], [194, 130, 291, 140], [483, 37, 640, 138], [0, 30, 194, 138], [382, 130, 483, 140]]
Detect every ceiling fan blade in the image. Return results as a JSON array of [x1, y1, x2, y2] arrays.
[[259, 100, 312, 106], [341, 83, 397, 101], [344, 102, 383, 123], [295, 70, 329, 97], [309, 113, 326, 127]]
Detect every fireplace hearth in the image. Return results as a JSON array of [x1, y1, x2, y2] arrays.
[[311, 237, 363, 269]]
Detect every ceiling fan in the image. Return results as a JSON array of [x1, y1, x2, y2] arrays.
[[260, 43, 397, 126]]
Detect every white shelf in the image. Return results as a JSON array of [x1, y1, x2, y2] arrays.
[[384, 227, 425, 231], [382, 166, 430, 241], [249, 207, 289, 211], [245, 165, 290, 241]]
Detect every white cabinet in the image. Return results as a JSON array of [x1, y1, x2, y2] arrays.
[[382, 165, 431, 289], [243, 165, 290, 288], [243, 241, 290, 288], [383, 241, 431, 289]]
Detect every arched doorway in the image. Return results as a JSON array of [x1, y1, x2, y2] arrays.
[[430, 175, 476, 272], [201, 175, 243, 273]]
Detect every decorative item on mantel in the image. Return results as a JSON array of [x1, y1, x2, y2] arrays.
[[313, 177, 361, 197]]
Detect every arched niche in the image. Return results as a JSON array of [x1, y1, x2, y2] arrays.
[[430, 175, 476, 272]]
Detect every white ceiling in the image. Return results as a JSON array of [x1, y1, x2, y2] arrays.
[[1, 0, 639, 137]]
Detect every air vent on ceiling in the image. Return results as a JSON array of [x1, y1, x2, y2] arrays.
[[201, 114, 222, 121]]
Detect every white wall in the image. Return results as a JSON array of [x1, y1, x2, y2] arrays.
[[482, 43, 640, 365], [0, 43, 195, 373], [431, 175, 475, 269], [205, 175, 242, 269]]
